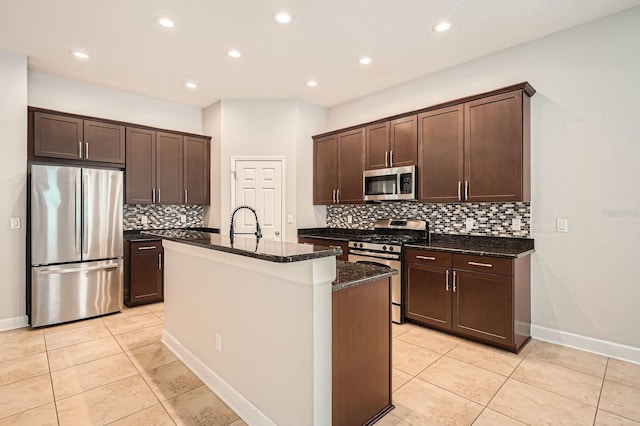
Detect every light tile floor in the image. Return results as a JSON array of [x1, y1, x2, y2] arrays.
[[1, 305, 639, 425]]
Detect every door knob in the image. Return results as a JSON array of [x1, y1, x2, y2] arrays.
[[275, 231, 280, 236]]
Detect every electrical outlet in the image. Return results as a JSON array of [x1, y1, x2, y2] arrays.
[[10, 218, 20, 229], [180, 215, 187, 223], [557, 218, 568, 233], [512, 217, 522, 231], [287, 214, 294, 224], [347, 215, 353, 224], [141, 215, 148, 225], [465, 218, 474, 230], [215, 333, 222, 352]]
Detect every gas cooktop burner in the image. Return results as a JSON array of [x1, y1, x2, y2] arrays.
[[354, 234, 424, 245]]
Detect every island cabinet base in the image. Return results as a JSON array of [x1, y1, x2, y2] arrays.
[[332, 277, 393, 426]]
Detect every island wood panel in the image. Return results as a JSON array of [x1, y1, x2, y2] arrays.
[[332, 277, 392, 426], [156, 132, 183, 204], [183, 136, 210, 205], [125, 127, 156, 204]]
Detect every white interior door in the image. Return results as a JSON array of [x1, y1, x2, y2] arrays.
[[233, 159, 283, 241]]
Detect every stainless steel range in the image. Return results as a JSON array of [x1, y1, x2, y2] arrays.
[[347, 219, 429, 323]]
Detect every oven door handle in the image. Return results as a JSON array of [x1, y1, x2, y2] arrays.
[[348, 249, 401, 260], [353, 260, 392, 269]]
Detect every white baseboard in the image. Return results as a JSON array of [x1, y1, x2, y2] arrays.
[[531, 325, 640, 365], [0, 315, 29, 332], [162, 330, 276, 426]]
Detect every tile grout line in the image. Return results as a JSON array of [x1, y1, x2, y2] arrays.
[[593, 358, 609, 425], [43, 331, 62, 426]]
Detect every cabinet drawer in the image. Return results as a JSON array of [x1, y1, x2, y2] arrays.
[[453, 254, 513, 276], [404, 249, 451, 268], [130, 241, 162, 254]]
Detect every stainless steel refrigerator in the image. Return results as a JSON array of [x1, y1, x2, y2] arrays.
[[30, 165, 123, 327]]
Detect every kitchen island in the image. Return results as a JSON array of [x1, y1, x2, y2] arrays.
[[144, 229, 396, 426]]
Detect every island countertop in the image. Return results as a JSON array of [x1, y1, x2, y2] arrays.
[[333, 260, 397, 292], [142, 229, 341, 263]]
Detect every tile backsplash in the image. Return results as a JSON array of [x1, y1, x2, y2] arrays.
[[327, 202, 530, 237], [123, 204, 204, 230]]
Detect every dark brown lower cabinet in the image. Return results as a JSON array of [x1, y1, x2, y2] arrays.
[[124, 240, 164, 307], [404, 249, 531, 353], [297, 236, 349, 261], [332, 278, 393, 426]]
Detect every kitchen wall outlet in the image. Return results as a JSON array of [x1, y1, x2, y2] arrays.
[[557, 218, 569, 233], [215, 333, 222, 352], [10, 218, 20, 229], [287, 214, 294, 224], [347, 215, 353, 224], [465, 218, 474, 230], [512, 217, 522, 231], [180, 215, 187, 223], [141, 215, 148, 224]]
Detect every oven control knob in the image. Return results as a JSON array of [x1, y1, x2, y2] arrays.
[[382, 245, 387, 251], [389, 246, 394, 251], [359, 243, 363, 248]]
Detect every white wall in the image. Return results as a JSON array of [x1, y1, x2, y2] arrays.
[[203, 102, 222, 228], [0, 50, 28, 330], [28, 71, 203, 134], [326, 9, 640, 357], [204, 100, 327, 241]]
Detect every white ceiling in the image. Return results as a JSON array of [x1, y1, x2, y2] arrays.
[[1, 0, 639, 108]]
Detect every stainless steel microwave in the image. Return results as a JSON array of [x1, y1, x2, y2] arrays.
[[363, 165, 416, 201]]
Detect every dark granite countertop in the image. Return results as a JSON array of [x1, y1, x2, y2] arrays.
[[298, 228, 534, 258], [332, 260, 398, 292], [142, 229, 341, 263], [125, 227, 220, 242]]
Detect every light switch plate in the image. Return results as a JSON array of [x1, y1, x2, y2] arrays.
[[557, 218, 568, 233], [287, 214, 294, 224], [180, 215, 187, 223], [347, 215, 353, 224], [141, 215, 148, 225], [512, 217, 522, 231], [10, 218, 20, 229], [465, 218, 474, 230]]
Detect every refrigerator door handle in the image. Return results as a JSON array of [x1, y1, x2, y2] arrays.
[[75, 174, 81, 254], [82, 172, 89, 255], [38, 264, 119, 275]]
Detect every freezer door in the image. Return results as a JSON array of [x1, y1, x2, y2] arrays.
[[82, 168, 123, 260], [31, 259, 123, 327], [31, 165, 82, 265]]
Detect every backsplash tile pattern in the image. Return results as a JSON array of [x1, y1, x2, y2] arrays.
[[327, 202, 530, 237], [123, 204, 204, 230]]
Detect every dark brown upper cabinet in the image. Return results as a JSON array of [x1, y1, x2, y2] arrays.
[[126, 129, 183, 205], [33, 112, 125, 165], [418, 88, 531, 203], [183, 136, 210, 205], [365, 115, 417, 170], [313, 128, 365, 205]]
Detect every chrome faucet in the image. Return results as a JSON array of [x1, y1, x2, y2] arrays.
[[229, 205, 262, 243]]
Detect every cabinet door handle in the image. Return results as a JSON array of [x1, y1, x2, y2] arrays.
[[152, 188, 156, 203], [158, 253, 162, 269], [458, 181, 462, 201], [78, 141, 82, 159], [85, 142, 89, 159], [468, 261, 493, 268], [336, 189, 340, 203], [138, 246, 157, 250], [416, 255, 436, 261], [445, 270, 449, 291], [453, 271, 457, 292], [158, 188, 161, 203], [332, 189, 336, 203], [184, 189, 188, 204], [465, 181, 469, 200], [385, 151, 389, 167], [390, 150, 394, 166]]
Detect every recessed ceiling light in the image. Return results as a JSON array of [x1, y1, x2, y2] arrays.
[[227, 49, 242, 58], [273, 11, 293, 24], [70, 50, 90, 60], [306, 80, 318, 87], [358, 56, 373, 65], [157, 17, 175, 28], [184, 82, 197, 89], [433, 21, 453, 32]]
